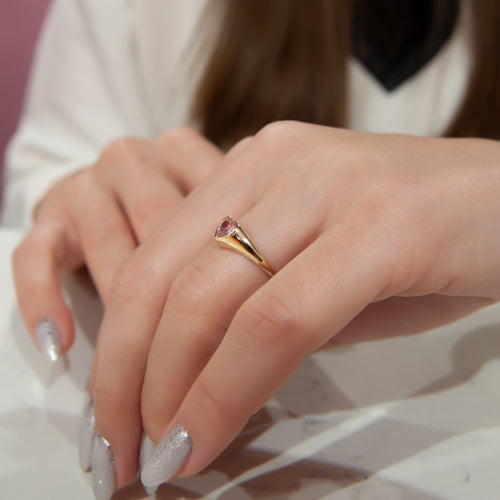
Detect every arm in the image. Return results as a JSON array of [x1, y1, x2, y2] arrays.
[[2, 0, 152, 227]]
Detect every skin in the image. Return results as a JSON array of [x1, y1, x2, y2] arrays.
[[13, 121, 500, 487]]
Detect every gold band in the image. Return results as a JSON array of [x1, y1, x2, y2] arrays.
[[215, 217, 275, 278]]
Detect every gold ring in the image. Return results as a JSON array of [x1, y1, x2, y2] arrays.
[[215, 216, 275, 277]]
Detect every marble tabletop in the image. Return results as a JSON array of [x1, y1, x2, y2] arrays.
[[1, 226, 500, 500]]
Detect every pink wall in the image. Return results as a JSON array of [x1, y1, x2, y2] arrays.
[[0, 0, 51, 212]]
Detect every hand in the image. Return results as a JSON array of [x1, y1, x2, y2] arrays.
[[12, 128, 222, 360], [90, 122, 500, 490]]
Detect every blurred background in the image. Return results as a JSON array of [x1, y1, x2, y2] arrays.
[[0, 0, 51, 213]]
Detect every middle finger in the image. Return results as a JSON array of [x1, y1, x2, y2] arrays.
[[91, 158, 264, 485]]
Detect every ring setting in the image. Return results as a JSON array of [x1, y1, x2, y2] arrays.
[[215, 216, 275, 277]]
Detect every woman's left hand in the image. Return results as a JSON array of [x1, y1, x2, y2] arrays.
[[90, 121, 500, 490]]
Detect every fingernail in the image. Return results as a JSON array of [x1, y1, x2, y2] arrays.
[[140, 434, 157, 496], [79, 399, 96, 472], [34, 318, 61, 362], [139, 433, 154, 468], [140, 423, 192, 491], [92, 434, 115, 500], [144, 484, 158, 497]]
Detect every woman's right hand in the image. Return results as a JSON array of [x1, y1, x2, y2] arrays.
[[12, 128, 222, 361]]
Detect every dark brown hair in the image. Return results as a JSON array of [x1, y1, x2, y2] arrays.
[[192, 0, 500, 147]]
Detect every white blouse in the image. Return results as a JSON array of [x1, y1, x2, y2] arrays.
[[2, 0, 472, 227]]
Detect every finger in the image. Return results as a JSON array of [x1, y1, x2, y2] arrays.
[[141, 224, 391, 485], [154, 128, 223, 193], [12, 221, 78, 359], [91, 160, 264, 486], [71, 183, 137, 304], [141, 192, 323, 442], [327, 294, 492, 346]]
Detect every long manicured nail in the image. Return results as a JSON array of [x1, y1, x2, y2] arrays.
[[79, 399, 96, 472], [92, 434, 115, 500], [140, 434, 157, 496], [34, 318, 61, 362], [140, 423, 192, 491]]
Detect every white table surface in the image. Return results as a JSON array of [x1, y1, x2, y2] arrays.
[[1, 226, 500, 500]]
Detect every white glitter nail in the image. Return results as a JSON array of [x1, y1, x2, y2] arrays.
[[140, 423, 192, 490], [79, 399, 96, 472], [34, 318, 60, 362], [92, 434, 115, 500], [144, 484, 158, 497], [139, 433, 154, 468], [140, 433, 158, 495]]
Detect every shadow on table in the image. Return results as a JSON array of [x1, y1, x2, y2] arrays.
[[112, 406, 450, 500], [414, 322, 500, 396], [0, 401, 446, 500]]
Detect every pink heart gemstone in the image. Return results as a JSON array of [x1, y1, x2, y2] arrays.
[[216, 217, 237, 237]]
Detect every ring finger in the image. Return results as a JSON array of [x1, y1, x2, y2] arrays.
[[141, 192, 327, 442]]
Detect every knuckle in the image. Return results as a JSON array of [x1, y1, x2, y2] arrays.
[[237, 290, 299, 350], [97, 136, 143, 173], [160, 127, 199, 150], [253, 120, 299, 147], [168, 264, 216, 319], [103, 136, 137, 158]]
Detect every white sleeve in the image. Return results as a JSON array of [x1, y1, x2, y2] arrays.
[[2, 0, 154, 227]]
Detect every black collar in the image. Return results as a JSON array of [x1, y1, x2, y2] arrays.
[[352, 0, 459, 91]]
